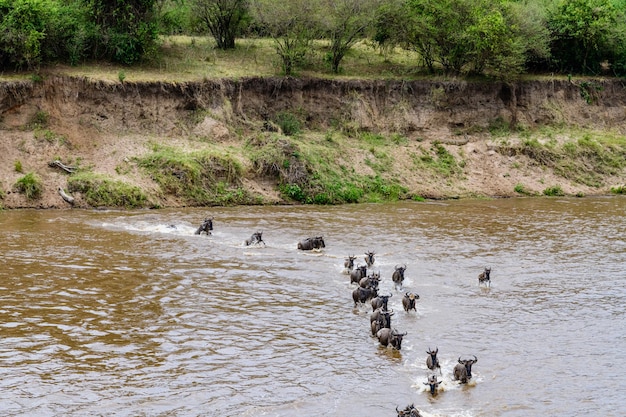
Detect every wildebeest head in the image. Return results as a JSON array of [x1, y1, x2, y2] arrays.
[[390, 330, 407, 350], [461, 355, 478, 378], [344, 255, 356, 271], [423, 374, 441, 395], [396, 404, 422, 417], [364, 251, 375, 267], [402, 292, 419, 312], [194, 217, 214, 235]]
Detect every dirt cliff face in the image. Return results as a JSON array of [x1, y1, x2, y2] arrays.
[[1, 76, 625, 208]]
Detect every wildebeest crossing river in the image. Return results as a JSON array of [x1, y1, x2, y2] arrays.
[[1, 198, 624, 416]]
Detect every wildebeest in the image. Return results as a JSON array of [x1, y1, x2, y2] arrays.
[[396, 404, 422, 417], [426, 347, 441, 374], [479, 266, 491, 287], [352, 284, 378, 307], [245, 231, 265, 246], [423, 374, 441, 395], [194, 217, 214, 235], [370, 309, 393, 336], [402, 292, 419, 312], [359, 271, 380, 289], [376, 328, 407, 350], [350, 265, 367, 285], [371, 293, 392, 312], [364, 251, 375, 267], [453, 356, 478, 383], [343, 255, 357, 272], [297, 236, 325, 250], [392, 264, 407, 288]]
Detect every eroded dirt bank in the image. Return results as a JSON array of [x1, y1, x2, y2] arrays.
[[1, 75, 625, 208]]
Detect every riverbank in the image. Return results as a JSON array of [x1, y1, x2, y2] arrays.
[[1, 75, 625, 209]]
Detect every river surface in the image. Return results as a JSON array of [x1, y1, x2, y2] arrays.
[[1, 197, 624, 417]]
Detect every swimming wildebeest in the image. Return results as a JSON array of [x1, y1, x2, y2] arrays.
[[423, 374, 441, 395], [350, 265, 367, 285], [344, 255, 357, 272], [359, 271, 380, 289], [478, 266, 491, 287], [364, 251, 375, 267], [402, 292, 419, 312], [297, 236, 325, 250], [352, 284, 378, 307], [245, 231, 265, 246], [371, 293, 392, 312], [426, 347, 441, 374], [370, 309, 394, 336], [376, 328, 407, 350], [396, 404, 422, 417], [392, 264, 407, 289], [454, 355, 478, 383], [194, 217, 213, 235]]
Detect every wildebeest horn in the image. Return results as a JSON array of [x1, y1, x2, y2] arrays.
[[473, 355, 478, 362], [458, 356, 463, 364]]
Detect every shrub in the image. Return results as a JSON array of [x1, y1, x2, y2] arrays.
[[14, 172, 43, 199], [610, 185, 626, 194], [274, 111, 301, 136], [543, 185, 564, 196]]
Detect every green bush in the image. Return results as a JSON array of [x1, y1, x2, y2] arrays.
[[275, 112, 301, 136], [543, 185, 564, 196], [610, 185, 626, 194], [14, 172, 43, 199]]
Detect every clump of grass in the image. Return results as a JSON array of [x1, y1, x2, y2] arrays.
[[68, 172, 150, 208], [610, 185, 626, 194], [543, 185, 564, 196], [14, 160, 23, 173], [413, 142, 463, 177], [30, 110, 49, 128], [274, 111, 301, 136], [137, 146, 247, 205], [514, 183, 530, 195], [14, 172, 43, 199]]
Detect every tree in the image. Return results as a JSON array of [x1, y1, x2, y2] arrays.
[[318, 0, 384, 73], [84, 0, 159, 65], [192, 0, 248, 49], [251, 0, 318, 75], [548, 0, 620, 74]]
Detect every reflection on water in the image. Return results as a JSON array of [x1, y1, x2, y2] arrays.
[[1, 197, 624, 416]]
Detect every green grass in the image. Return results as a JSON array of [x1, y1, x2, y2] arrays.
[[15, 172, 43, 199], [68, 172, 151, 208], [137, 145, 249, 206], [542, 185, 565, 196]]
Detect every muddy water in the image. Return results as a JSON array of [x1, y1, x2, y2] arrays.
[[1, 197, 624, 417]]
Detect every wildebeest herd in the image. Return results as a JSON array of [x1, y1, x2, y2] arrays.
[[195, 217, 492, 416]]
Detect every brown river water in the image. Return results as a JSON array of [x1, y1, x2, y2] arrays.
[[1, 197, 624, 417]]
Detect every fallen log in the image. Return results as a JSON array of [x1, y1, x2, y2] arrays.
[[48, 160, 76, 174], [58, 186, 75, 205]]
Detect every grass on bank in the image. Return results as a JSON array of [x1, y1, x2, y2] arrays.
[[494, 126, 626, 189], [68, 172, 151, 208], [136, 145, 252, 206]]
